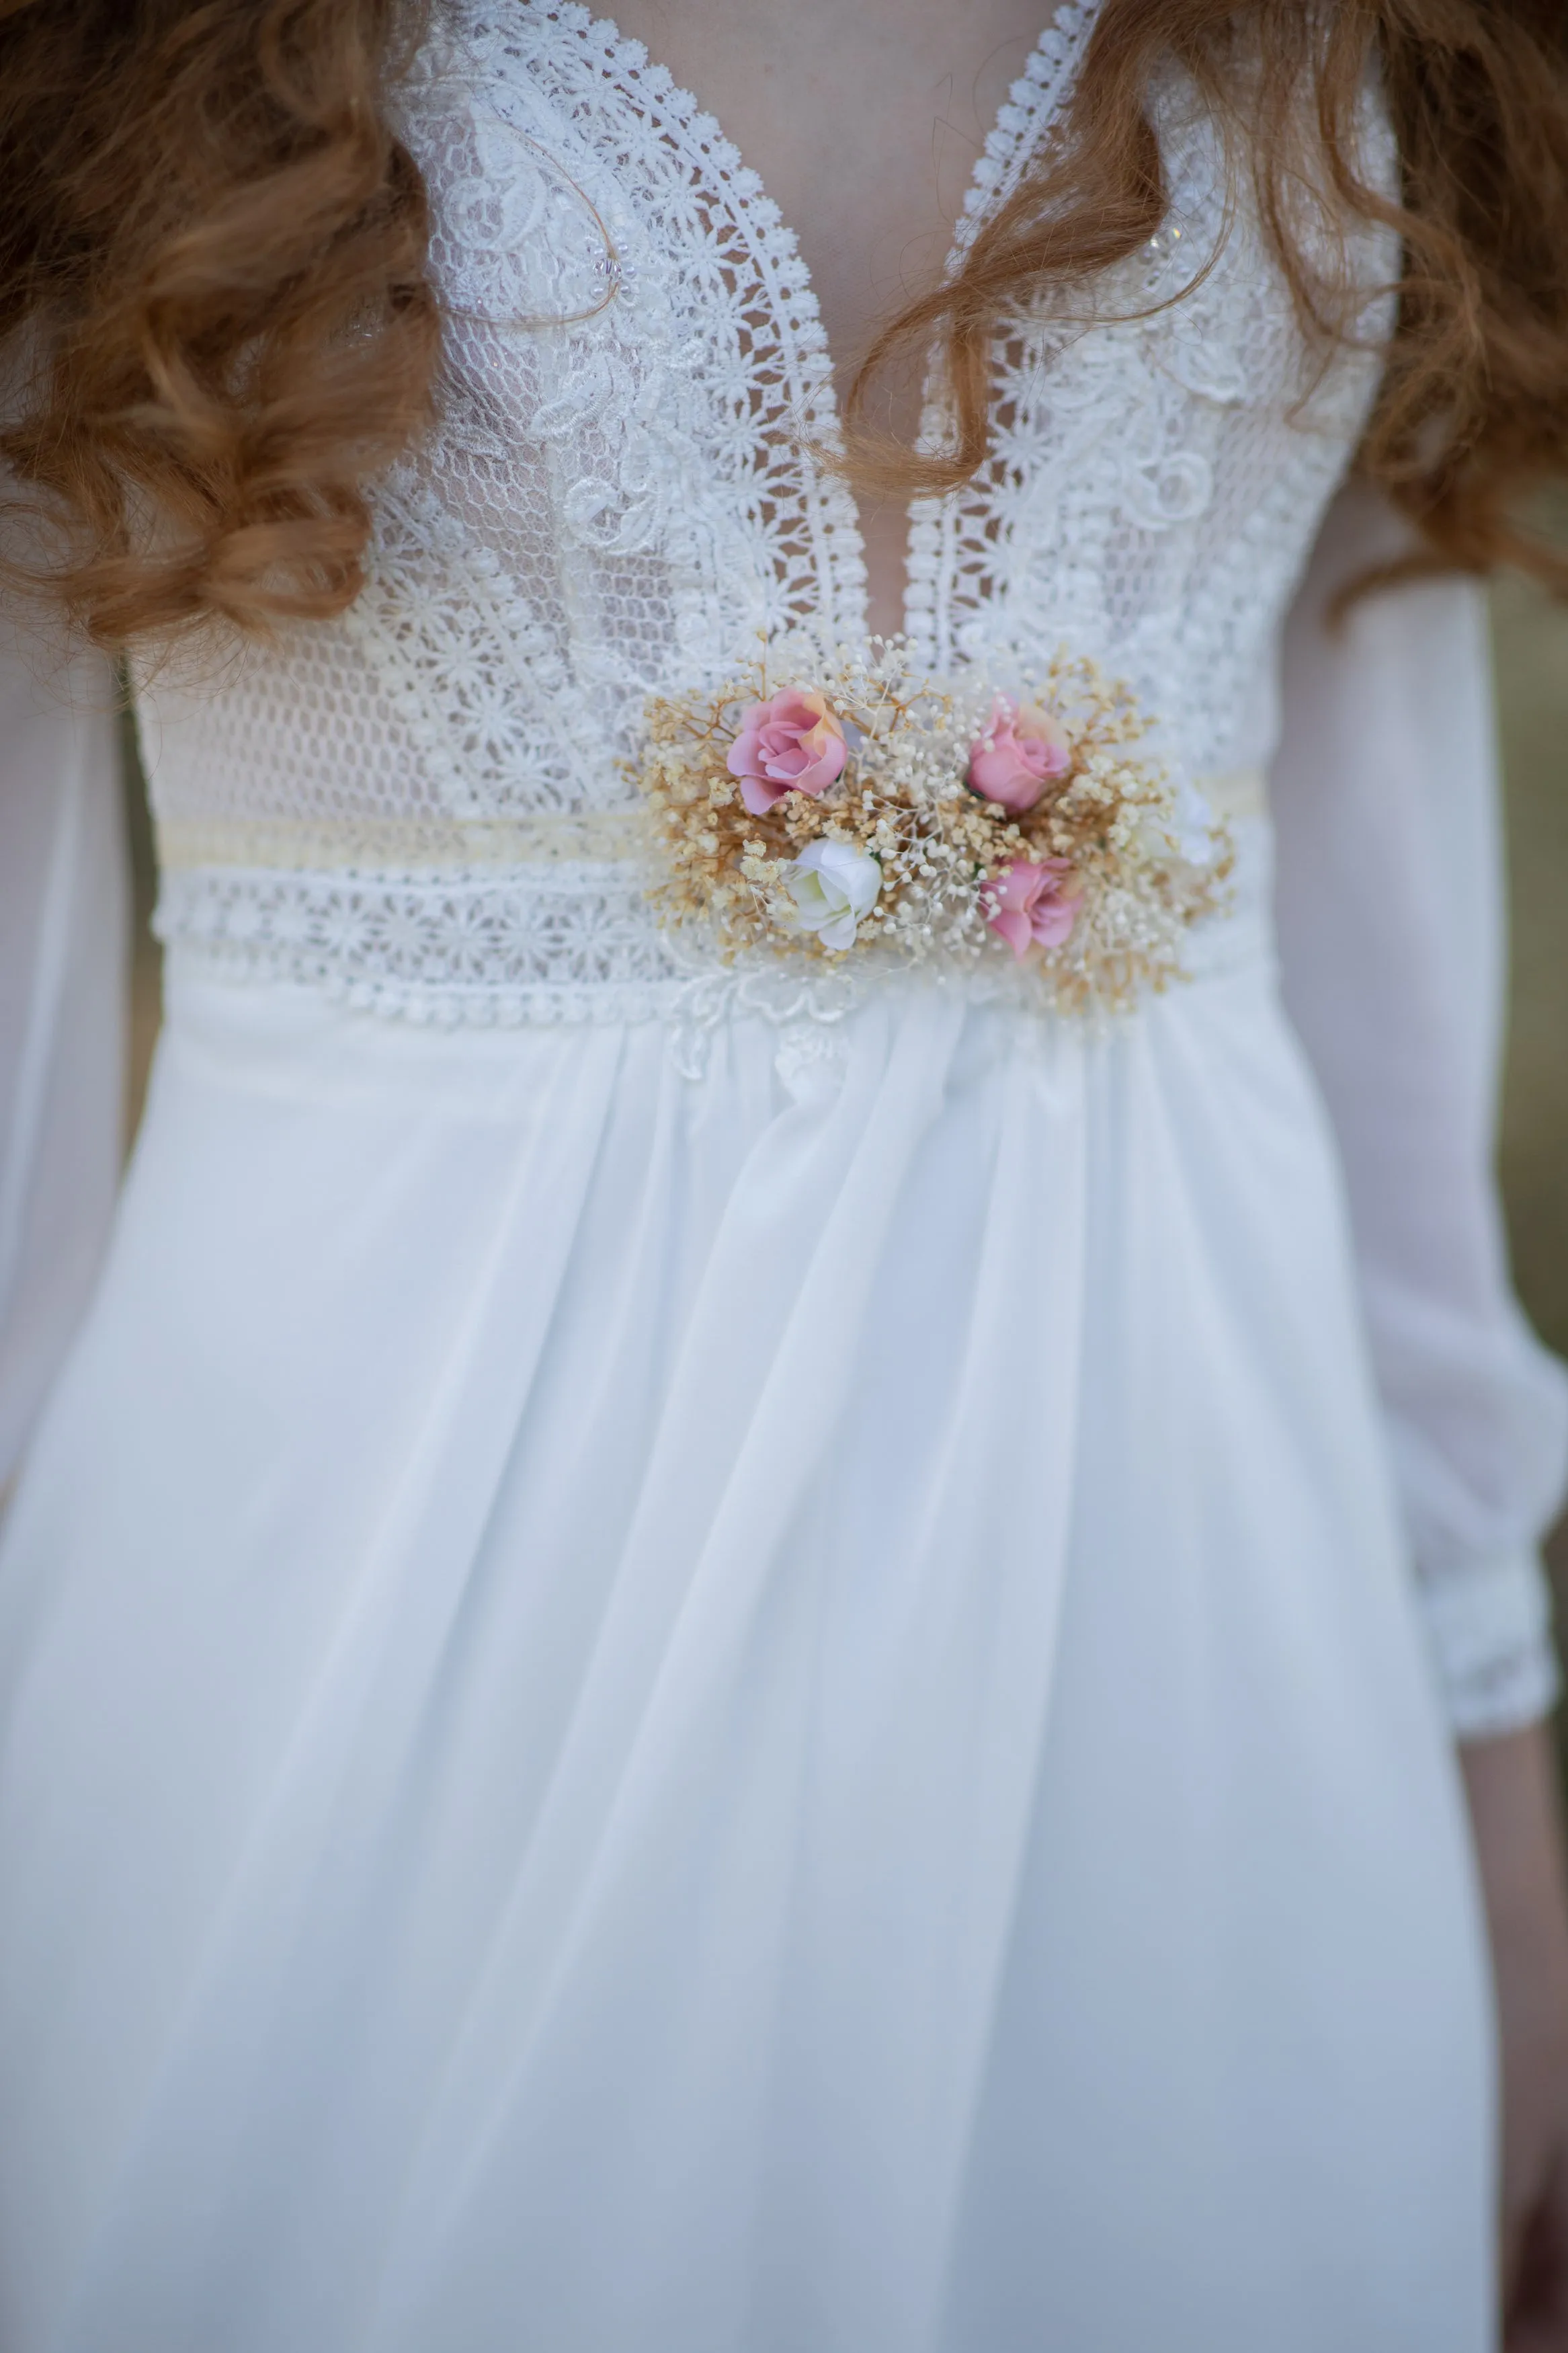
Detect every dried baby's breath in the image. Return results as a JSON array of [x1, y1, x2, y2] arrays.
[[632, 643, 1233, 1011]]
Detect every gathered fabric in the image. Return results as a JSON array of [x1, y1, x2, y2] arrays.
[[0, 953, 1491, 2351]]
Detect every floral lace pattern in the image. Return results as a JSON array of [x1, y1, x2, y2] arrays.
[[907, 75, 1398, 790], [140, 0, 1395, 1031], [157, 820, 1272, 1084]]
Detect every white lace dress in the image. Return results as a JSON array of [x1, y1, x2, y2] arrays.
[[1, 6, 1566, 2350]]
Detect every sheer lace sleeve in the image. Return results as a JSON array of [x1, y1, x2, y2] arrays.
[[0, 622, 128, 1490], [1272, 479, 1568, 1740]]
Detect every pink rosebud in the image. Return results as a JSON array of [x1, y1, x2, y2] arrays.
[[727, 686, 849, 816], [984, 858, 1081, 959], [966, 693, 1071, 814]]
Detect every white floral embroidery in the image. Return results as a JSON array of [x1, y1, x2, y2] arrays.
[[140, 1, 1397, 1036]]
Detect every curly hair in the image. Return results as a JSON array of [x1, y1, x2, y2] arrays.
[[0, 0, 439, 641], [840, 1, 1568, 594], [2, 0, 1566, 646]]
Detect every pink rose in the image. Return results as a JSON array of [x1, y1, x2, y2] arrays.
[[727, 687, 849, 815], [985, 859, 1081, 958], [966, 693, 1071, 814]]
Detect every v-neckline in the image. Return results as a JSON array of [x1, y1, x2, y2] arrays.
[[544, 0, 1100, 649]]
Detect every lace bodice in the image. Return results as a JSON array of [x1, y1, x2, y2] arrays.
[[140, 0, 1396, 1028]]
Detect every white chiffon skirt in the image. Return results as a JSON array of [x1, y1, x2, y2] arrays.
[[0, 936, 1495, 2353]]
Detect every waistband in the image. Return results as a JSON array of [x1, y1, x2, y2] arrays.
[[152, 772, 1272, 1055], [153, 770, 1270, 875]]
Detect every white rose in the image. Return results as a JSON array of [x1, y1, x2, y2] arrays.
[[778, 838, 882, 950]]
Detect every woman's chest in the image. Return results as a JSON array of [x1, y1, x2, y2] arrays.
[[589, 0, 1057, 381]]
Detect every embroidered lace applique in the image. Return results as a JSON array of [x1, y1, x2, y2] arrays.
[[139, 0, 1395, 1032]]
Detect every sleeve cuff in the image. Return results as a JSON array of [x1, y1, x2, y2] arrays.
[[1417, 1546, 1561, 1741]]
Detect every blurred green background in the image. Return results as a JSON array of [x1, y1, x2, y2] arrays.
[[1494, 552, 1568, 1599], [122, 563, 1568, 1591]]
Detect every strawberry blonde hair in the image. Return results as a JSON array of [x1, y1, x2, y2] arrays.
[[2, 0, 1566, 645]]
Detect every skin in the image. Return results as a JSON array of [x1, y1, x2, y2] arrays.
[[610, 5, 1568, 2338], [609, 0, 1047, 639], [1464, 1727, 1568, 2350]]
